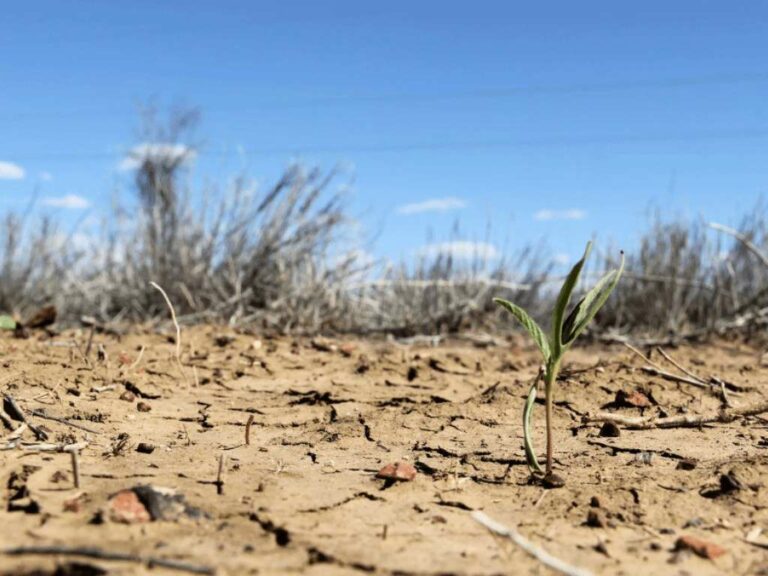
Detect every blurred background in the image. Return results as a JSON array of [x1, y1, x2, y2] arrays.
[[1, 1, 767, 337]]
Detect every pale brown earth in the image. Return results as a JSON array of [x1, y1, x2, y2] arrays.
[[1, 327, 768, 575]]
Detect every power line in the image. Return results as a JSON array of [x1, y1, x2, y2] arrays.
[[3, 72, 768, 120], [3, 127, 768, 162]]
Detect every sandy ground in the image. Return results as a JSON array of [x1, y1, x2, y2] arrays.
[[1, 326, 768, 576]]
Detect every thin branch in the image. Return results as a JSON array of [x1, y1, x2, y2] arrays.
[[709, 222, 768, 268], [150, 281, 190, 385], [1, 546, 215, 575], [585, 400, 768, 429], [471, 511, 594, 576]]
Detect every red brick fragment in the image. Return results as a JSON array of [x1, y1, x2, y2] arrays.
[[107, 490, 151, 524], [376, 462, 417, 482], [675, 535, 727, 560]]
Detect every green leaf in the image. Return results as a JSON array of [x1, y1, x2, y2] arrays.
[[522, 375, 544, 474], [0, 315, 16, 330], [493, 298, 550, 362], [551, 242, 592, 353], [562, 251, 625, 346]]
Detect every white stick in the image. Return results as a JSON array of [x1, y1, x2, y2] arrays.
[[471, 511, 594, 576], [150, 281, 189, 385]]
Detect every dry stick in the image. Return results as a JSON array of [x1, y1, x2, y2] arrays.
[[123, 345, 146, 376], [29, 409, 101, 434], [471, 511, 594, 576], [621, 342, 666, 373], [585, 399, 768, 429], [1, 546, 215, 575], [3, 394, 48, 440], [216, 454, 226, 495], [709, 222, 768, 268], [150, 281, 190, 386], [83, 323, 96, 360], [67, 446, 81, 488], [655, 347, 707, 385], [245, 414, 254, 446]]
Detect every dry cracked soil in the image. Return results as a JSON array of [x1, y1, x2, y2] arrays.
[[1, 326, 768, 575]]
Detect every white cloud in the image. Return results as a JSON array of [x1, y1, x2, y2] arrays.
[[398, 197, 466, 215], [416, 241, 500, 260], [118, 143, 197, 171], [0, 161, 25, 180], [39, 171, 53, 181], [553, 253, 571, 265], [42, 194, 91, 209], [534, 209, 587, 221]]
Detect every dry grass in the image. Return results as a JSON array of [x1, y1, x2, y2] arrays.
[[2, 110, 767, 339]]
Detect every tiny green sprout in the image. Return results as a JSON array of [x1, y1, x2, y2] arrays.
[[494, 242, 624, 486]]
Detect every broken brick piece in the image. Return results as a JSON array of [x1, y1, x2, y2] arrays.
[[107, 490, 151, 524], [675, 535, 727, 560], [376, 462, 417, 482]]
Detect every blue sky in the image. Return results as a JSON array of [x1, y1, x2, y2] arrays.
[[1, 1, 767, 265]]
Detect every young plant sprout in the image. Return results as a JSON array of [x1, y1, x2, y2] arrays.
[[494, 242, 624, 487]]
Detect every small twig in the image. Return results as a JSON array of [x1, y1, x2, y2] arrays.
[[621, 342, 666, 373], [67, 446, 81, 488], [19, 441, 88, 452], [3, 394, 48, 440], [1, 546, 215, 575], [29, 409, 101, 434], [216, 454, 226, 495], [84, 323, 96, 360], [638, 366, 710, 389], [471, 511, 594, 576], [150, 281, 190, 386], [125, 345, 146, 373], [585, 400, 768, 429], [709, 222, 768, 268], [655, 347, 707, 385], [245, 414, 254, 446]]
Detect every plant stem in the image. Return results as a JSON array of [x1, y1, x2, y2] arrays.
[[544, 359, 560, 475]]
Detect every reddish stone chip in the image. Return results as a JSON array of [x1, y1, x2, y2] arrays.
[[376, 462, 417, 482], [616, 389, 651, 408], [339, 342, 357, 357], [137, 401, 152, 412], [107, 490, 151, 524], [675, 535, 727, 560]]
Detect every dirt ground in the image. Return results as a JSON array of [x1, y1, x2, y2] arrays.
[[1, 326, 768, 576]]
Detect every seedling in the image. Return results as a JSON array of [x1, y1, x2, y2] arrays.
[[494, 242, 624, 486]]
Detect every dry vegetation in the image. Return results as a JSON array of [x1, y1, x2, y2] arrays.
[[2, 109, 768, 343]]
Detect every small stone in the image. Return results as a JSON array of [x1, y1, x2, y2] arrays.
[[676, 459, 698, 471], [542, 472, 566, 489], [214, 335, 235, 347], [599, 421, 621, 437], [719, 471, 743, 493], [586, 509, 608, 528], [376, 462, 417, 482], [339, 342, 357, 357], [615, 389, 651, 408], [310, 337, 337, 353], [675, 535, 727, 560], [107, 490, 151, 524], [119, 391, 136, 402], [683, 517, 704, 528], [136, 443, 155, 454], [251, 339, 263, 351], [137, 402, 152, 412], [589, 496, 601, 508]]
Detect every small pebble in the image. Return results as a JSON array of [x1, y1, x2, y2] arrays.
[[599, 421, 621, 437]]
